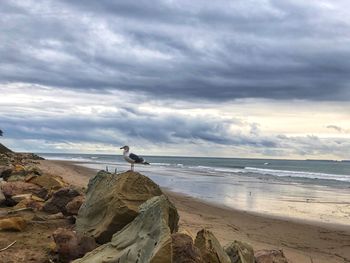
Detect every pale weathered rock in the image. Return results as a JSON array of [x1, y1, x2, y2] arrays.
[[43, 187, 80, 214], [14, 197, 44, 210], [73, 195, 179, 263], [53, 228, 97, 263], [255, 249, 289, 263], [0, 216, 27, 231], [224, 240, 255, 263], [194, 229, 231, 263], [66, 195, 85, 216], [47, 212, 65, 220], [76, 171, 163, 243], [172, 233, 203, 263]]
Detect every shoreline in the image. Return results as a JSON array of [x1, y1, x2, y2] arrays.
[[38, 159, 350, 263]]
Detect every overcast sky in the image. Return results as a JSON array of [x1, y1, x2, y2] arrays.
[[1, 0, 350, 159]]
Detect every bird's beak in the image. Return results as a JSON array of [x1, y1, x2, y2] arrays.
[[120, 146, 124, 149]]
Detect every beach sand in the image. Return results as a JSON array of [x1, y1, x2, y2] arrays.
[[38, 160, 350, 263]]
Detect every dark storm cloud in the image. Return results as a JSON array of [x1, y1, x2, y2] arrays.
[[1, 0, 350, 101], [1, 110, 275, 148]]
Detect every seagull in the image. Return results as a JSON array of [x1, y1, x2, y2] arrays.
[[120, 145, 150, 171]]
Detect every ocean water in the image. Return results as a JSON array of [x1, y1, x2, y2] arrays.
[[38, 153, 350, 225], [39, 153, 350, 183]]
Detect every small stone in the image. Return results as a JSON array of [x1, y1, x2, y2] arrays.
[[0, 216, 27, 231], [47, 212, 65, 220], [255, 249, 289, 263], [224, 240, 255, 263]]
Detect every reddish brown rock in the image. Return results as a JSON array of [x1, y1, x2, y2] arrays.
[[66, 195, 85, 215], [14, 197, 44, 211], [172, 233, 203, 263], [1, 181, 47, 199], [53, 228, 97, 262], [43, 187, 80, 215], [255, 249, 289, 263]]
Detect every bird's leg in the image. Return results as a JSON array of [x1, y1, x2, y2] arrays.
[[131, 163, 134, 171]]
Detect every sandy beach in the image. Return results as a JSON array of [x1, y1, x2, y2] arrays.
[[37, 160, 350, 263]]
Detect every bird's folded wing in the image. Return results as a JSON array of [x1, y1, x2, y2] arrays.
[[129, 153, 144, 163]]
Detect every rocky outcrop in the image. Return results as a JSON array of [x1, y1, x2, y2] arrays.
[[0, 143, 12, 154], [43, 187, 81, 215], [172, 233, 203, 263], [254, 249, 289, 263], [76, 171, 163, 243], [224, 241, 255, 263], [53, 228, 97, 263], [194, 229, 231, 263], [73, 195, 179, 263]]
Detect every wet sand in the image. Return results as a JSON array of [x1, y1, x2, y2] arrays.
[[38, 160, 350, 263]]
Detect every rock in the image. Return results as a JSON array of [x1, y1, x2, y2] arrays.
[[172, 233, 203, 263], [0, 167, 13, 180], [47, 212, 65, 220], [255, 249, 289, 263], [43, 187, 80, 214], [0, 216, 26, 231], [53, 228, 97, 262], [73, 195, 179, 263], [224, 241, 255, 263], [1, 181, 46, 199], [76, 171, 163, 243], [66, 195, 85, 215], [194, 229, 231, 263], [14, 197, 44, 210], [28, 174, 66, 191], [11, 193, 32, 203], [0, 188, 5, 205]]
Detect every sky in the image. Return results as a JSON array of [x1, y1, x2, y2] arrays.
[[1, 0, 350, 159]]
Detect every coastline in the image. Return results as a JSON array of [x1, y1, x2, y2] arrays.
[[38, 159, 350, 263]]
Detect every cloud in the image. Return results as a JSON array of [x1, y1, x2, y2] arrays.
[[326, 125, 349, 133], [0, 0, 350, 101]]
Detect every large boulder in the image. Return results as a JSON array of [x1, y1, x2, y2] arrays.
[[43, 187, 81, 215], [76, 171, 163, 243], [172, 233, 203, 263], [53, 228, 97, 263], [73, 195, 179, 263], [224, 241, 255, 263], [194, 229, 231, 263], [254, 249, 289, 263]]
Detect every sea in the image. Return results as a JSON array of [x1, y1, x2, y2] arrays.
[[38, 153, 350, 225]]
